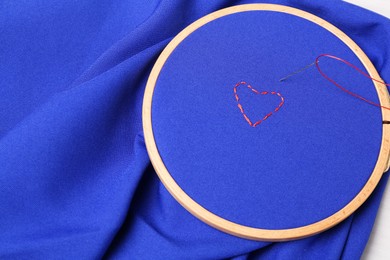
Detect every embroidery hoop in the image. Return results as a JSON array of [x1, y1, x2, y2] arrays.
[[142, 4, 390, 241]]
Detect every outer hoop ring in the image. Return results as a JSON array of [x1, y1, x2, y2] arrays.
[[142, 4, 390, 241]]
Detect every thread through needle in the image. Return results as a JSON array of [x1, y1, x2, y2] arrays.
[[279, 61, 318, 82], [278, 53, 390, 110]]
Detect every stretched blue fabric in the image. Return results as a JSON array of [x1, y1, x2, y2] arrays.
[[0, 0, 389, 259], [151, 7, 383, 231]]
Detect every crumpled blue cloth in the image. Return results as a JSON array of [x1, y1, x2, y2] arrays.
[[0, 0, 389, 259]]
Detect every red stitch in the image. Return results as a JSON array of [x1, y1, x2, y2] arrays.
[[263, 112, 273, 121], [243, 114, 253, 126], [237, 103, 244, 113], [253, 121, 261, 127], [233, 82, 284, 127]]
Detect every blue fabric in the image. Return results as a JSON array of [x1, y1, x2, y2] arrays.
[[0, 0, 389, 259]]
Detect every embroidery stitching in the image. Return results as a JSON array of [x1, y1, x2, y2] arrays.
[[233, 81, 284, 127]]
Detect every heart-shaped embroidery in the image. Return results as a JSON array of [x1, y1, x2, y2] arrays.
[[234, 81, 284, 127]]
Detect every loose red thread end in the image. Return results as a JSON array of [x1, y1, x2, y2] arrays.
[[233, 82, 284, 128], [315, 54, 390, 111]]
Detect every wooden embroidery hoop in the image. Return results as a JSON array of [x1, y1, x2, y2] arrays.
[[142, 4, 390, 241]]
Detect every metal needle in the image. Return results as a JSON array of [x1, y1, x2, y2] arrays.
[[279, 61, 317, 82]]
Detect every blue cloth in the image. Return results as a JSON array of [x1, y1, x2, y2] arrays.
[[0, 0, 389, 259]]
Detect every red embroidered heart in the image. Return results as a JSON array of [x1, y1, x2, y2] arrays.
[[233, 81, 284, 127]]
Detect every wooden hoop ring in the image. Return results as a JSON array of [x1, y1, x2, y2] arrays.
[[142, 4, 390, 241]]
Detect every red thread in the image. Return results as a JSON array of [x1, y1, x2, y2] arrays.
[[315, 54, 390, 110], [233, 81, 284, 127]]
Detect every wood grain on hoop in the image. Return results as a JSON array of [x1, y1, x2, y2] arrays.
[[142, 4, 390, 241]]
